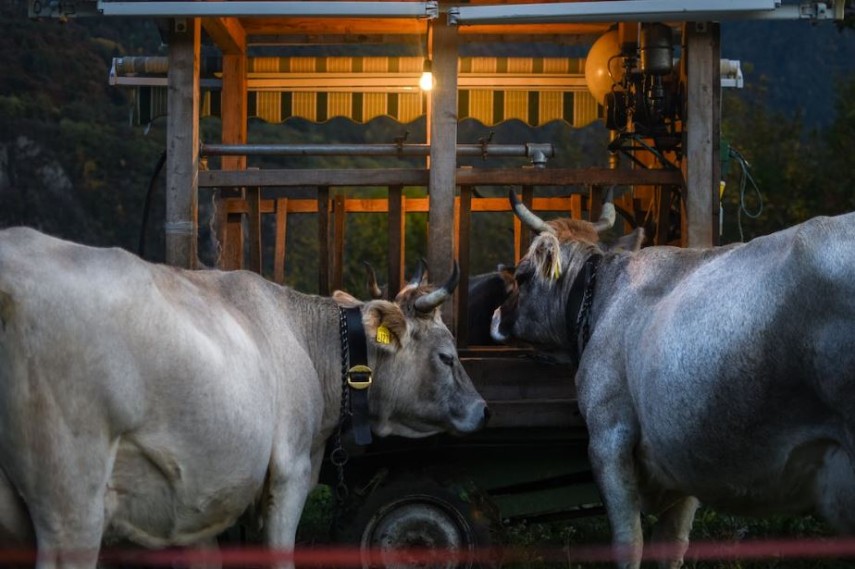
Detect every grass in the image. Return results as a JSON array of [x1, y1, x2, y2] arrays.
[[294, 486, 852, 568], [498, 509, 849, 569]]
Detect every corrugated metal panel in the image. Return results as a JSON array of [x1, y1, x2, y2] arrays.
[[327, 92, 352, 119], [574, 90, 601, 127], [363, 92, 388, 118], [292, 92, 317, 122], [503, 91, 529, 122], [397, 93, 424, 123], [132, 56, 600, 127], [466, 90, 494, 125]]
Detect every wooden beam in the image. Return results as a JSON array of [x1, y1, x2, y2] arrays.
[[454, 168, 684, 186], [165, 18, 200, 269], [203, 17, 246, 55], [201, 168, 428, 188], [240, 18, 607, 37], [227, 196, 584, 216], [242, 18, 426, 36], [682, 22, 720, 248], [200, 167, 684, 189], [458, 23, 608, 36], [427, 14, 459, 326]]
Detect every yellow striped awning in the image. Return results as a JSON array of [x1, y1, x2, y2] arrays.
[[131, 56, 602, 127]]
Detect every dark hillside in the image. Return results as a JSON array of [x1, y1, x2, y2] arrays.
[[0, 0, 853, 262], [0, 0, 166, 254], [722, 19, 855, 129]]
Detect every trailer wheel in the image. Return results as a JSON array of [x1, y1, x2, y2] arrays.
[[337, 475, 496, 569]]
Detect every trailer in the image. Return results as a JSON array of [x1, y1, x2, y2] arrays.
[[30, 0, 846, 563]]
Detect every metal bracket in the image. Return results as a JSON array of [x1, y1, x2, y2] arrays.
[[393, 130, 409, 155], [424, 1, 439, 20], [800, 2, 830, 19], [477, 132, 494, 160], [447, 6, 460, 25], [29, 0, 98, 19]]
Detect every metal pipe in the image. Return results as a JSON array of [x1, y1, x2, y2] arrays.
[[97, 1, 438, 19], [201, 142, 554, 164], [447, 0, 838, 25]]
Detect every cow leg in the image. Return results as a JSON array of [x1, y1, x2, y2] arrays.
[[649, 495, 699, 569], [815, 441, 855, 533], [0, 466, 34, 546], [263, 449, 314, 569], [587, 429, 644, 569], [6, 431, 115, 569]]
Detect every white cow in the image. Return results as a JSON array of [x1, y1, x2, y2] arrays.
[[0, 227, 488, 569], [493, 191, 855, 568]]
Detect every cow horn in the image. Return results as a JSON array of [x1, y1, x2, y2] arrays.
[[414, 261, 460, 313], [508, 189, 555, 235], [592, 185, 617, 234], [362, 261, 383, 299], [408, 258, 428, 287]]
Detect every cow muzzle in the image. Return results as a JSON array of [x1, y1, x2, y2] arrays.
[[490, 307, 510, 344], [452, 397, 490, 434]]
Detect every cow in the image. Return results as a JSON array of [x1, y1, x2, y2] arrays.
[[362, 258, 428, 302], [465, 266, 515, 345], [491, 190, 855, 569], [0, 226, 488, 569], [363, 260, 515, 345]]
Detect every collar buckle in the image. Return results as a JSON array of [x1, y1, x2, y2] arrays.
[[347, 364, 373, 390]]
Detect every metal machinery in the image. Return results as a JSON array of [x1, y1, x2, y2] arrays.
[[30, 0, 847, 565]]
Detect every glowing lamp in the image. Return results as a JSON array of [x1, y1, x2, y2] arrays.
[[419, 59, 434, 92], [584, 30, 625, 105]]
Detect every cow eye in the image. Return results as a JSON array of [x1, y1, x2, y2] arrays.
[[438, 353, 455, 367]]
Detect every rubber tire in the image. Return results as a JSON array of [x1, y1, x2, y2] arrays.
[[335, 474, 497, 569]]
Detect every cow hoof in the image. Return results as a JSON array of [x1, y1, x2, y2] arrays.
[[335, 474, 497, 569]]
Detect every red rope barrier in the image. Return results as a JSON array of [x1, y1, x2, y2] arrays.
[[1, 538, 853, 567]]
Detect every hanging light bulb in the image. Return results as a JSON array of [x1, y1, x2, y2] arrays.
[[420, 20, 434, 92], [419, 59, 434, 91]]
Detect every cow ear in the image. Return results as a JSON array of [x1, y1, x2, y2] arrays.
[[333, 290, 362, 308], [362, 300, 408, 352], [609, 227, 645, 252], [530, 232, 563, 283]]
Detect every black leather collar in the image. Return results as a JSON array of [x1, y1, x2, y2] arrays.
[[564, 254, 602, 365], [342, 306, 373, 446]]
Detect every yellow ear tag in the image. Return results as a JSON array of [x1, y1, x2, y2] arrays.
[[551, 259, 562, 280], [375, 325, 393, 345]]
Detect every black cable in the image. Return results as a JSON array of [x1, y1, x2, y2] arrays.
[[138, 150, 167, 259], [729, 147, 764, 242]]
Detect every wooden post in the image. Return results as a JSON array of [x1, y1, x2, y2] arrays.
[[655, 186, 672, 245], [217, 48, 248, 270], [247, 186, 261, 273], [165, 18, 200, 269], [388, 186, 404, 297], [332, 193, 346, 292], [457, 185, 472, 347], [513, 187, 534, 264], [274, 198, 288, 284], [682, 22, 720, 248], [427, 13, 459, 326], [318, 187, 331, 295]]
